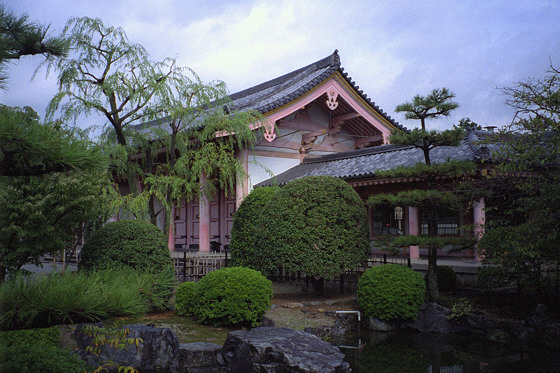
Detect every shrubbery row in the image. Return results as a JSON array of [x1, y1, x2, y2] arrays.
[[0, 267, 174, 330]]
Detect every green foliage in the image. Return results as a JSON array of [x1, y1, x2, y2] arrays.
[[433, 265, 458, 292], [191, 267, 272, 327], [453, 117, 482, 131], [254, 176, 370, 283], [367, 189, 461, 209], [0, 326, 60, 348], [0, 269, 173, 330], [0, 104, 106, 176], [477, 223, 549, 291], [0, 105, 114, 280], [78, 220, 174, 278], [390, 127, 464, 152], [0, 5, 68, 89], [395, 88, 459, 125], [393, 87, 461, 166], [479, 65, 560, 296], [175, 281, 199, 316], [46, 16, 259, 230], [82, 324, 141, 373], [0, 344, 90, 373], [447, 298, 473, 321], [358, 264, 425, 320], [230, 186, 280, 267]]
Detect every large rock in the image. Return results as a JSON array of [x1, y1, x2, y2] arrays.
[[171, 342, 224, 373], [73, 323, 179, 372], [331, 313, 359, 337], [408, 302, 457, 333], [220, 327, 350, 373]]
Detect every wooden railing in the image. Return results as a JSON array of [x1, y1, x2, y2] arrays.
[[171, 252, 409, 291]]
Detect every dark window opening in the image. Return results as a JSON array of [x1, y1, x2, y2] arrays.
[[372, 207, 404, 236], [420, 210, 459, 235]]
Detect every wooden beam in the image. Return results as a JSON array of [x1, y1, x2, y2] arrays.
[[332, 112, 361, 123], [354, 135, 383, 149], [278, 120, 324, 132]]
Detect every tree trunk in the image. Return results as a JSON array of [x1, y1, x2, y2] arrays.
[[426, 209, 439, 301], [0, 264, 6, 283], [426, 246, 439, 301], [144, 147, 158, 226], [422, 138, 431, 166]]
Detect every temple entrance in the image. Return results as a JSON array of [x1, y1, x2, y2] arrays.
[[174, 190, 236, 251]]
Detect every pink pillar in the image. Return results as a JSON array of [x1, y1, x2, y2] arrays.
[[199, 173, 211, 252], [474, 197, 486, 261], [236, 149, 249, 208], [168, 205, 175, 251], [408, 206, 420, 259]]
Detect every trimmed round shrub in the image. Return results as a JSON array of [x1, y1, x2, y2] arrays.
[[254, 176, 370, 283], [78, 221, 175, 310], [434, 265, 458, 292], [230, 186, 279, 267], [79, 220, 173, 274], [358, 264, 425, 320], [191, 267, 272, 327], [175, 281, 198, 316]]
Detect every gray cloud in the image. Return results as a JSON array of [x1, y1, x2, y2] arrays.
[[2, 0, 559, 133]]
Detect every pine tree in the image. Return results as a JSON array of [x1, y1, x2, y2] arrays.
[[0, 5, 68, 89]]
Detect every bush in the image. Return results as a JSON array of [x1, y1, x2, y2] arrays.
[[230, 186, 279, 267], [0, 344, 89, 373], [191, 267, 272, 327], [434, 265, 458, 292], [175, 281, 198, 316], [0, 268, 174, 330], [358, 264, 425, 320], [79, 219, 174, 275], [254, 176, 369, 288]]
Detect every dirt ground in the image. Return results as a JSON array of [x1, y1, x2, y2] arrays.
[[266, 282, 359, 330], [58, 281, 358, 348]]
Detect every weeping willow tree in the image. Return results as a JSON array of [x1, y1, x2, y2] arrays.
[[46, 17, 260, 235]]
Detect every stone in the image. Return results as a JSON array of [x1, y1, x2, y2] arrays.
[[331, 313, 359, 337], [283, 302, 305, 309], [366, 317, 395, 331], [527, 303, 551, 327], [73, 323, 179, 372], [303, 326, 332, 341], [221, 327, 350, 373], [408, 302, 454, 333], [171, 342, 224, 373]]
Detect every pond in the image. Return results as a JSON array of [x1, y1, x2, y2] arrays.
[[337, 331, 559, 373]]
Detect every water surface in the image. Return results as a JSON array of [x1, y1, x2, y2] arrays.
[[338, 331, 558, 373]]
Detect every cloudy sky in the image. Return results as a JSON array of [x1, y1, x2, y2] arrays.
[[2, 0, 559, 132]]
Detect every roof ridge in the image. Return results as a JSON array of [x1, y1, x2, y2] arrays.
[[302, 143, 414, 164], [229, 50, 341, 103]]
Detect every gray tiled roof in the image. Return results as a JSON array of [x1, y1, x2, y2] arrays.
[[227, 49, 407, 132], [131, 50, 408, 135], [256, 130, 492, 187]]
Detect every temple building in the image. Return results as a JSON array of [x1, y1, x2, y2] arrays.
[[136, 50, 491, 260]]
